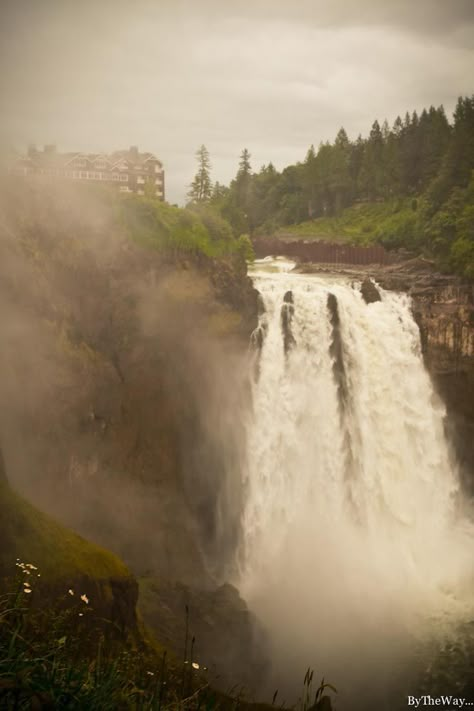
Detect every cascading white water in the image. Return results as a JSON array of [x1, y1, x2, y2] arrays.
[[240, 259, 474, 706]]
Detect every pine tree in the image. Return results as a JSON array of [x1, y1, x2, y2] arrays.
[[188, 145, 212, 203], [233, 149, 254, 228], [237, 148, 252, 179]]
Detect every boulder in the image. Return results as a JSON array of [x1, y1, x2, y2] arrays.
[[360, 278, 381, 304]]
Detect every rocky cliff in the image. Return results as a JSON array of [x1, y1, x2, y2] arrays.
[[296, 254, 474, 486], [0, 180, 266, 691], [409, 282, 473, 488], [0, 181, 258, 585]]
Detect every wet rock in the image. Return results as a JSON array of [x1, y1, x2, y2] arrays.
[[309, 696, 333, 711], [360, 278, 381, 304], [138, 578, 269, 693], [257, 292, 266, 316], [281, 296, 296, 354]]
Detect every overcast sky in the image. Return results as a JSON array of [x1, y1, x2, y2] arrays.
[[1, 0, 473, 204]]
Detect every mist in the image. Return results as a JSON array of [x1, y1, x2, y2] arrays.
[[0, 177, 251, 585], [239, 265, 474, 706]]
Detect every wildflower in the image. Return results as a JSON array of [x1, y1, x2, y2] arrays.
[[37, 574, 41, 577], [192, 662, 200, 670], [24, 588, 32, 594], [146, 671, 154, 676], [78, 612, 83, 617], [80, 594, 89, 604], [23, 581, 31, 588], [26, 564, 38, 570], [68, 589, 74, 596]]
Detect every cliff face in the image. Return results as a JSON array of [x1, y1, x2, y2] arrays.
[[411, 283, 474, 488], [0, 182, 258, 588]]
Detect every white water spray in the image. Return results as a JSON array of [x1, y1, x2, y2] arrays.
[[240, 260, 474, 705]]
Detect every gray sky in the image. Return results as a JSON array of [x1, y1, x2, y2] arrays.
[[1, 0, 473, 204]]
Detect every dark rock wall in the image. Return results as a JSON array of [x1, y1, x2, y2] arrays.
[[411, 284, 474, 489]]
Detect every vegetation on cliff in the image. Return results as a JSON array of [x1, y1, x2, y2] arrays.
[[118, 191, 253, 262], [0, 477, 137, 626], [189, 96, 474, 278], [0, 480, 268, 709]]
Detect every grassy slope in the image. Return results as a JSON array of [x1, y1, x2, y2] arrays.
[[0, 479, 131, 584], [274, 199, 417, 247]]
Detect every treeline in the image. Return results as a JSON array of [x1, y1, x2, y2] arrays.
[[188, 96, 474, 277]]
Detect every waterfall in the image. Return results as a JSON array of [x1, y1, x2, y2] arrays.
[[239, 259, 474, 705]]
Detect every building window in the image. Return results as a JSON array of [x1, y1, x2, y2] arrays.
[[120, 174, 128, 182]]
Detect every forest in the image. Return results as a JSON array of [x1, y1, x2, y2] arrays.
[[188, 96, 474, 277]]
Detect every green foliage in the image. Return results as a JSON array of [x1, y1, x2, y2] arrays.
[[117, 194, 245, 260], [0, 568, 217, 710], [236, 234, 255, 262], [422, 173, 474, 277], [0, 481, 129, 583], [277, 200, 418, 247], [206, 94, 472, 278]]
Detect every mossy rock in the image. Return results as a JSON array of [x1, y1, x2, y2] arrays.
[[0, 480, 138, 635]]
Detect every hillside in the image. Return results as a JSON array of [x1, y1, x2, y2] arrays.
[[272, 199, 417, 246], [203, 95, 474, 279]]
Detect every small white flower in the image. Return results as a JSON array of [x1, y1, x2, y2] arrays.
[[80, 594, 89, 604], [192, 662, 200, 670], [26, 564, 38, 570], [37, 574, 41, 578], [24, 588, 32, 594], [78, 612, 83, 617], [23, 582, 31, 588], [146, 671, 154, 676], [68, 589, 74, 596]]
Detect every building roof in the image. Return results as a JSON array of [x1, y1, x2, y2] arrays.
[[22, 146, 163, 170]]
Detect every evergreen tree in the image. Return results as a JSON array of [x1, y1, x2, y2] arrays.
[[188, 145, 212, 203], [237, 148, 252, 178]]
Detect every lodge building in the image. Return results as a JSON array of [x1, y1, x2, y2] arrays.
[[9, 145, 165, 200]]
